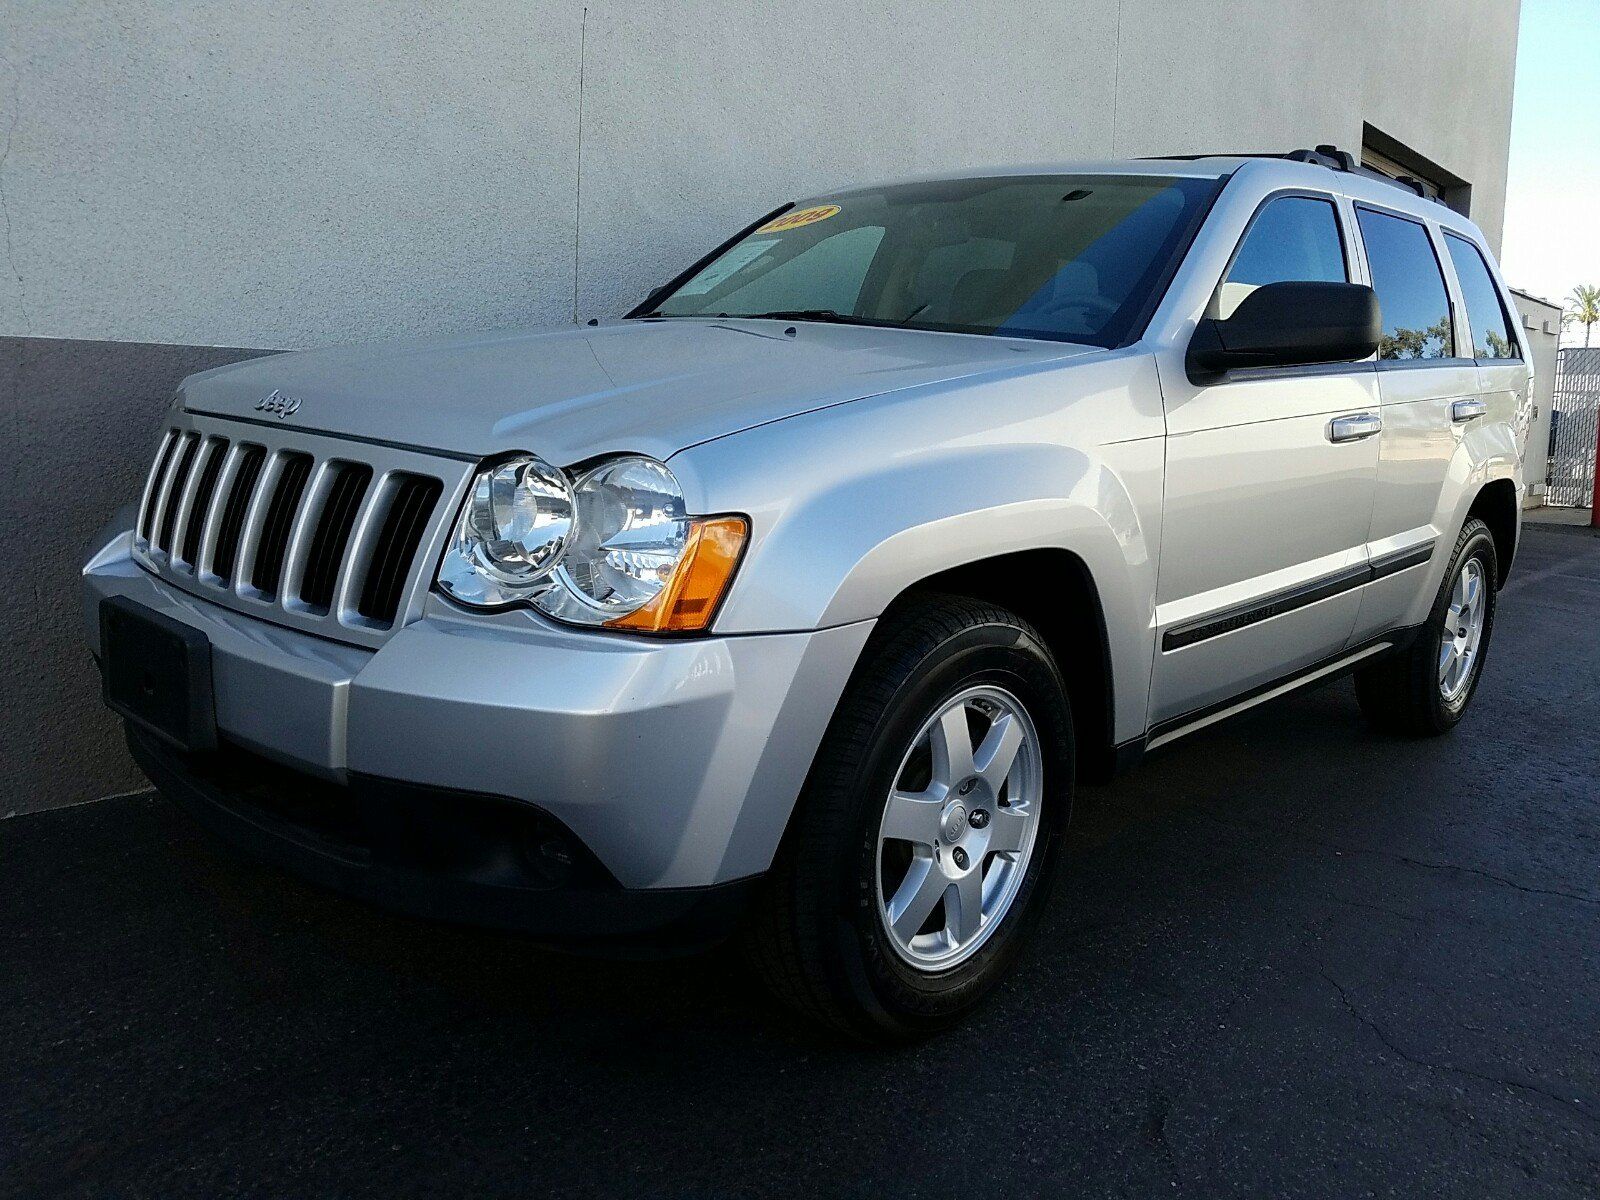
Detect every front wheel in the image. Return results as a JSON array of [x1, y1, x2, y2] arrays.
[[1356, 517, 1499, 736], [744, 595, 1073, 1041]]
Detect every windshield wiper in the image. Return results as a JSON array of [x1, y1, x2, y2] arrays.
[[735, 308, 859, 325], [740, 305, 935, 329]]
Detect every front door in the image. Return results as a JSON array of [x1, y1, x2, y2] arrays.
[[1149, 193, 1379, 728]]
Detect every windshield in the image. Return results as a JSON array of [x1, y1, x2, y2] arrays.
[[643, 174, 1222, 347]]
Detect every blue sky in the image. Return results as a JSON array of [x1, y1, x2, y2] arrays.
[[1500, 0, 1600, 317]]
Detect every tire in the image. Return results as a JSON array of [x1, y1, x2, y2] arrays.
[[744, 594, 1074, 1041], [1356, 517, 1499, 737]]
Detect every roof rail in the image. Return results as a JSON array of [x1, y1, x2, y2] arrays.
[[1310, 145, 1437, 201], [1142, 145, 1442, 204]]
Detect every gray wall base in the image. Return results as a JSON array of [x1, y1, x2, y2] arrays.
[[2, 337, 271, 815]]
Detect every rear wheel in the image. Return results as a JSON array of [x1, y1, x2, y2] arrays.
[[1356, 518, 1498, 736], [744, 595, 1073, 1041]]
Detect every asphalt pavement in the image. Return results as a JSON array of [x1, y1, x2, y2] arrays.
[[4, 527, 1598, 1199]]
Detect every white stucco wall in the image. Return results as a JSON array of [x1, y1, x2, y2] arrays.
[[0, 0, 1527, 814], [2, 0, 1522, 351]]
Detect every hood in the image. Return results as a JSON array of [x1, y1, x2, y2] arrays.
[[179, 319, 1101, 464]]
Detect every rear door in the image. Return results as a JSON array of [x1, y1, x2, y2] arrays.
[[1348, 205, 1482, 641], [1149, 191, 1380, 727], [1442, 228, 1533, 463]]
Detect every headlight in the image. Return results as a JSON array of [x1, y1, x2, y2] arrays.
[[437, 453, 747, 634], [437, 456, 574, 606]]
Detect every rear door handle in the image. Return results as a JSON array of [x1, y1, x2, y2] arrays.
[[1451, 398, 1488, 423], [1328, 412, 1382, 443]]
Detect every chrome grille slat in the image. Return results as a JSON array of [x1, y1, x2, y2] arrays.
[[248, 452, 314, 600], [276, 457, 333, 609], [154, 432, 200, 553], [212, 444, 267, 585], [299, 462, 373, 614], [358, 473, 443, 628], [194, 442, 246, 581], [172, 437, 228, 570], [234, 450, 290, 600], [137, 430, 180, 545], [332, 473, 397, 623], [130, 416, 466, 650]]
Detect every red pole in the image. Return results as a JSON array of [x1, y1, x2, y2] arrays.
[[1592, 399, 1600, 526], [1592, 346, 1600, 527]]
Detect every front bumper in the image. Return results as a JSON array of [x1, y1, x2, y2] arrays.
[[83, 523, 873, 896], [127, 725, 758, 950]]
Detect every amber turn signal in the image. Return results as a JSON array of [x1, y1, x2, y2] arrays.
[[605, 516, 749, 634]]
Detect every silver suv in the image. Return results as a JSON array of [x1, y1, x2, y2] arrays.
[[84, 149, 1528, 1039]]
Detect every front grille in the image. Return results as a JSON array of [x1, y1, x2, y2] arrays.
[[132, 420, 461, 643]]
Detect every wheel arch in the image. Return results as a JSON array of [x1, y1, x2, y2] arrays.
[[883, 549, 1119, 784], [1466, 477, 1518, 586]]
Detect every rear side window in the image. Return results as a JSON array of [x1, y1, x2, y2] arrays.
[[1444, 232, 1521, 360], [1356, 208, 1456, 361]]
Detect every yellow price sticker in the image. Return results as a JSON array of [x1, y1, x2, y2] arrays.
[[756, 205, 842, 234]]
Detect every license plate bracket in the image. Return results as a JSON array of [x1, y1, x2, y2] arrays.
[[100, 596, 217, 753]]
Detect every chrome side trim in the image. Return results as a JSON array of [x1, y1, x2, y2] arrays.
[[1147, 640, 1394, 751]]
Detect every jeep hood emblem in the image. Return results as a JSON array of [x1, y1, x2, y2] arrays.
[[255, 390, 302, 419]]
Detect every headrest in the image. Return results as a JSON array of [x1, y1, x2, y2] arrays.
[[948, 268, 1014, 324], [1049, 261, 1099, 301]]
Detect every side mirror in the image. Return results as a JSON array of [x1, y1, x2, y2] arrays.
[[1187, 280, 1380, 380]]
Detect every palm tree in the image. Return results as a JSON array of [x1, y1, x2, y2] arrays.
[[1566, 284, 1600, 348]]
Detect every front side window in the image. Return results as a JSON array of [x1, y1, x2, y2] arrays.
[[1217, 195, 1347, 318], [1444, 232, 1521, 360], [1356, 208, 1456, 361], [647, 174, 1223, 348]]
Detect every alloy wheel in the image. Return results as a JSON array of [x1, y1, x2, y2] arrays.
[[1439, 556, 1487, 704], [875, 685, 1044, 971]]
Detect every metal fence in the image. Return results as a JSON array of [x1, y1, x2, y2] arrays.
[[1548, 347, 1600, 508]]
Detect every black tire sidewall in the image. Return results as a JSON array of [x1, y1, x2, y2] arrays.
[[827, 619, 1073, 1035]]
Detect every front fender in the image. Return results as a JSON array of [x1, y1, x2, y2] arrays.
[[671, 354, 1165, 744]]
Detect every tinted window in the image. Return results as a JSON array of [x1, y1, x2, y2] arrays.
[[1356, 208, 1455, 360], [1227, 196, 1346, 283], [651, 174, 1223, 348], [694, 225, 886, 316], [1444, 232, 1521, 360], [1217, 195, 1347, 319]]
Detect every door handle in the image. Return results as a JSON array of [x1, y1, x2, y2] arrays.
[[1451, 398, 1488, 423], [1328, 412, 1382, 443]]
